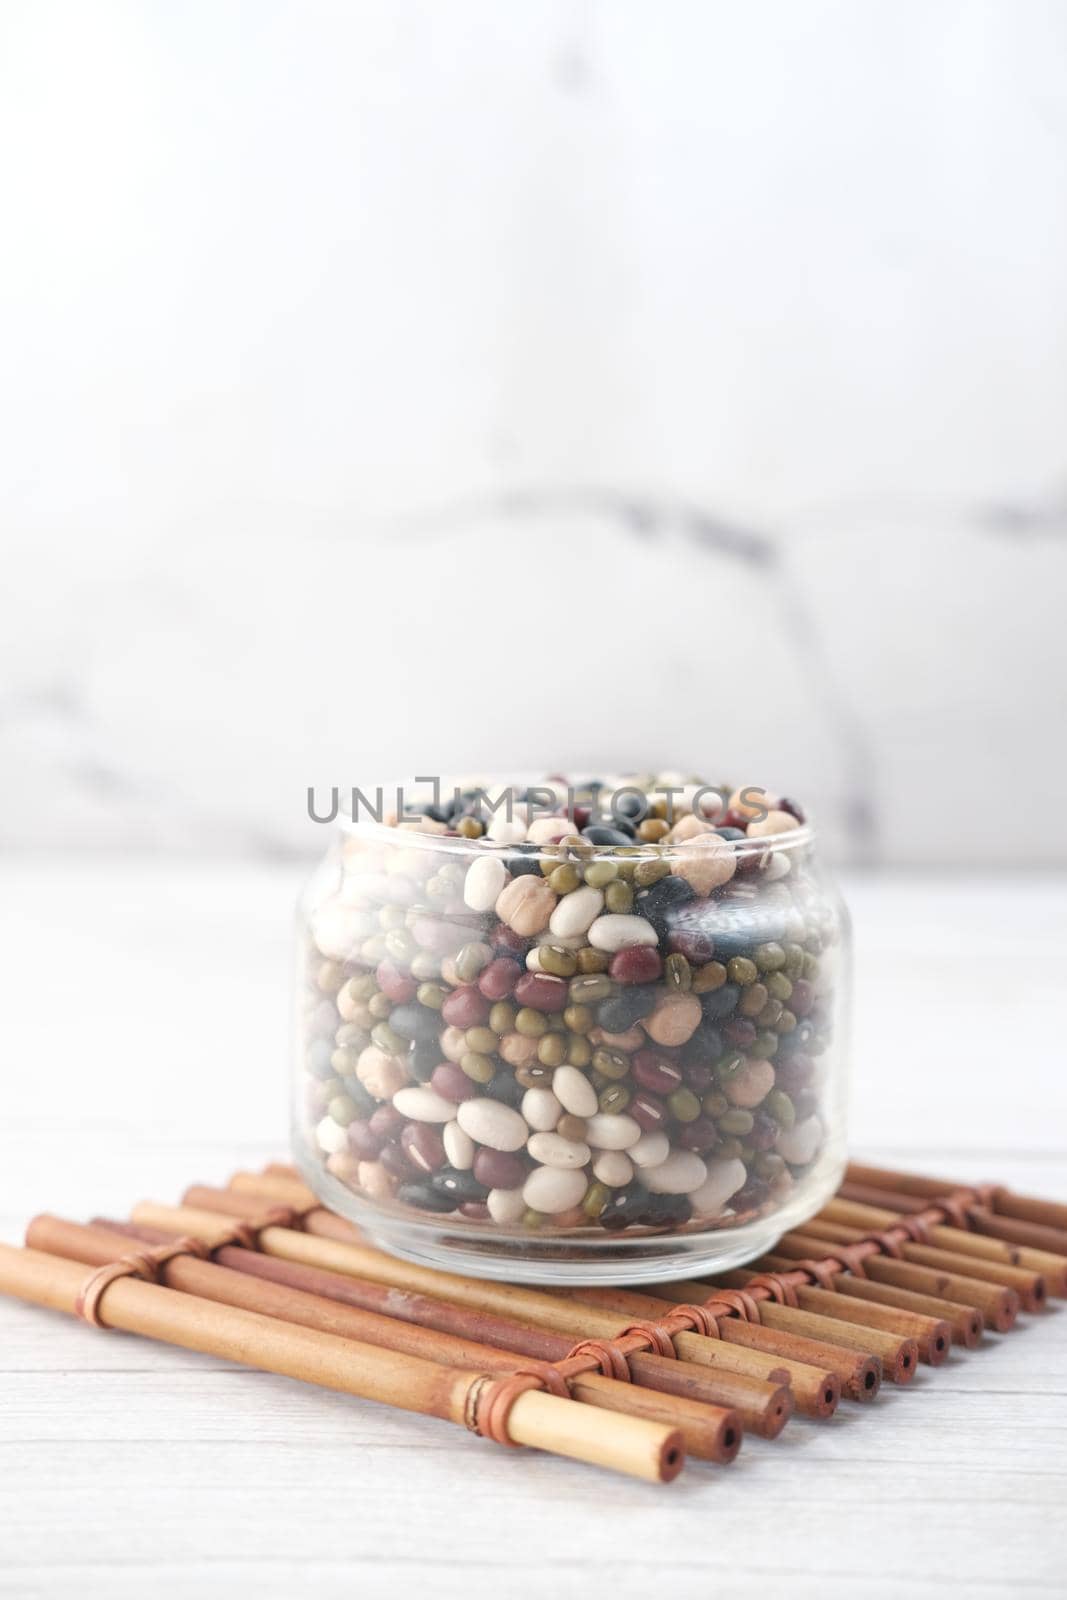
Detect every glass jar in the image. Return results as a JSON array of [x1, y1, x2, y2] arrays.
[[293, 782, 850, 1283]]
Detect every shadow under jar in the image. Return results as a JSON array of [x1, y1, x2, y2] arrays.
[[294, 778, 850, 1284]]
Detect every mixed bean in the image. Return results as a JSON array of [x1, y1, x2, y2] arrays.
[[298, 776, 843, 1246]]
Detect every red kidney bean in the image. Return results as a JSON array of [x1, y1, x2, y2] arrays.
[[431, 1062, 477, 1103], [369, 1104, 405, 1139], [723, 1017, 757, 1047], [609, 947, 663, 985], [683, 1062, 715, 1094], [750, 1111, 778, 1152], [379, 1141, 415, 1179], [677, 1116, 719, 1152], [667, 928, 717, 964], [459, 1201, 491, 1220], [402, 1122, 447, 1173], [775, 1053, 814, 1094], [347, 1120, 383, 1160], [473, 1148, 529, 1189], [441, 985, 490, 1029], [630, 1092, 668, 1132], [513, 973, 569, 1013], [491, 922, 528, 955], [376, 960, 417, 1003], [477, 957, 521, 1000], [631, 1049, 684, 1095], [789, 979, 815, 1018]]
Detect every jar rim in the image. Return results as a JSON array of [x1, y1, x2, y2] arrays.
[[333, 776, 814, 859]]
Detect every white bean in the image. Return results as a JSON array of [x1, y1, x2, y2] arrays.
[[487, 1187, 526, 1224], [587, 914, 659, 952], [776, 1115, 821, 1165], [392, 1087, 456, 1123], [522, 1166, 588, 1214], [643, 1150, 708, 1194], [549, 885, 604, 938], [629, 1131, 670, 1168], [527, 1131, 592, 1169], [315, 1115, 348, 1155], [463, 855, 507, 912], [521, 1088, 562, 1131], [592, 1150, 633, 1186], [456, 1098, 529, 1152], [443, 1120, 475, 1171], [584, 1112, 642, 1150], [552, 1065, 599, 1118], [689, 1157, 748, 1216]]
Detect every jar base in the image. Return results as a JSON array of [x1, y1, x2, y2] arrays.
[[294, 1136, 846, 1285]]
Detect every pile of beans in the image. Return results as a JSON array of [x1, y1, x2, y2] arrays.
[[298, 776, 842, 1243]]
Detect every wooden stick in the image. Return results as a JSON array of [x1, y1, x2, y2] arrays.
[[990, 1189, 1067, 1233], [755, 1255, 952, 1363], [0, 1242, 681, 1481], [837, 1184, 1067, 1294], [556, 1285, 854, 1409], [845, 1163, 1067, 1236], [818, 1199, 1049, 1311], [661, 1273, 919, 1384], [130, 1200, 793, 1439], [770, 1232, 985, 1346], [967, 1207, 1067, 1261], [101, 1216, 752, 1431], [791, 1217, 1020, 1331], [29, 1216, 735, 1465]]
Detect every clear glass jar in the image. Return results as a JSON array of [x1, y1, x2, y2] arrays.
[[293, 785, 850, 1283]]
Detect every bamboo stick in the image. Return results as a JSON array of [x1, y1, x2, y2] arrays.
[[661, 1273, 919, 1384], [989, 1190, 1067, 1233], [0, 1242, 681, 1481], [550, 1280, 857, 1408], [100, 1214, 753, 1429], [790, 1217, 1020, 1331], [967, 1207, 1067, 1261], [227, 1170, 320, 1209], [129, 1200, 794, 1439], [818, 1199, 1049, 1311], [837, 1184, 1067, 1294], [557, 1285, 854, 1409], [769, 1232, 985, 1346], [844, 1163, 1067, 1236], [755, 1255, 952, 1363], [30, 1216, 736, 1465]]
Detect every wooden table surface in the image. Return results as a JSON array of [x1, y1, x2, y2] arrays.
[[1, 863, 1064, 1599]]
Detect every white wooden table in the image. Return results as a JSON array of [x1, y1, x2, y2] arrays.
[[2, 864, 1064, 1599]]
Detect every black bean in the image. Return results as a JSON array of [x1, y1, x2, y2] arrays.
[[581, 825, 635, 846], [430, 1168, 489, 1203], [506, 853, 544, 878], [388, 1003, 441, 1042], [700, 984, 740, 1021], [396, 1182, 459, 1213], [637, 1194, 693, 1227], [598, 986, 659, 1031], [410, 1038, 441, 1083], [599, 1181, 651, 1231], [483, 1072, 524, 1108], [679, 1023, 724, 1067], [612, 792, 649, 821]]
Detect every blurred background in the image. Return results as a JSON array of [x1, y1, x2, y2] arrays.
[[1, 0, 1065, 1217], [3, 0, 1066, 868]]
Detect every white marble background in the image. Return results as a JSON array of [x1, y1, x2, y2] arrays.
[[3, 0, 1067, 865]]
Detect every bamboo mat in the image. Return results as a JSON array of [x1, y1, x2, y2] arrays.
[[0, 1160, 1063, 1483]]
